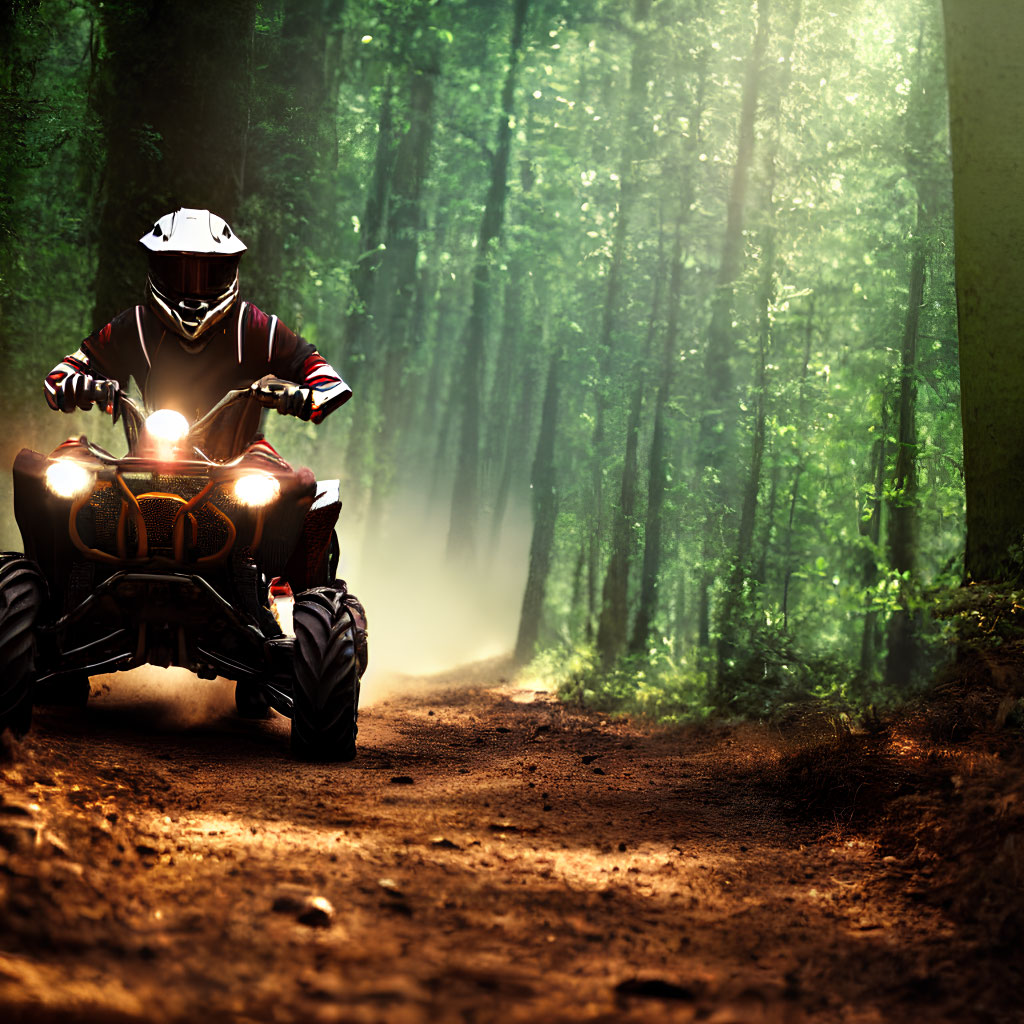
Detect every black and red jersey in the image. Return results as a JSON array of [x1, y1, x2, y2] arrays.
[[44, 301, 351, 425]]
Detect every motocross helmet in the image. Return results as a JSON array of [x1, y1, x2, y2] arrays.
[[139, 208, 247, 346]]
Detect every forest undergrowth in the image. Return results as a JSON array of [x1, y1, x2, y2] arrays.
[[530, 616, 945, 726], [537, 635, 884, 723], [531, 574, 1021, 725]]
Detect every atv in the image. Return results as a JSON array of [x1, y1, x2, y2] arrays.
[[0, 379, 367, 761]]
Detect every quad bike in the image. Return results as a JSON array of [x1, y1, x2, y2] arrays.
[[0, 378, 367, 761]]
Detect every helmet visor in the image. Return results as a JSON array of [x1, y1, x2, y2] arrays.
[[149, 253, 239, 299]]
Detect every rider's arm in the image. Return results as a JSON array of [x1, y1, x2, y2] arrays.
[[292, 351, 353, 423], [266, 319, 352, 423], [43, 348, 120, 413], [44, 317, 129, 413]]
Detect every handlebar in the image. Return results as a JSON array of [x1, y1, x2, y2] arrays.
[[114, 376, 286, 460], [117, 394, 146, 453]]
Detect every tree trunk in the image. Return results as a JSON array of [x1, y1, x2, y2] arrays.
[[514, 345, 561, 664], [91, 0, 256, 325], [344, 75, 394, 377], [378, 51, 439, 426], [584, 0, 652, 641], [882, 19, 944, 683], [695, 0, 770, 649], [754, 459, 779, 587], [859, 394, 888, 675], [716, 0, 799, 691], [0, 3, 87, 367], [716, 233, 771, 685], [485, 258, 527, 492], [570, 541, 588, 631], [489, 276, 542, 553], [779, 298, 816, 632], [883, 241, 925, 688], [597, 230, 665, 666], [446, 0, 530, 564], [943, 0, 1024, 581], [243, 0, 345, 313], [364, 53, 440, 536], [595, 373, 642, 666], [629, 32, 710, 656]]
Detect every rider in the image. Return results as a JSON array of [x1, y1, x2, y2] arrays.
[[44, 208, 351, 440]]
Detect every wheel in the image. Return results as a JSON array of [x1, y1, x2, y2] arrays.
[[291, 585, 360, 762], [235, 680, 272, 719], [37, 673, 90, 709], [0, 555, 45, 737]]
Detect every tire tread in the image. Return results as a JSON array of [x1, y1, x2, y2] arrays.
[[291, 584, 360, 761], [0, 554, 44, 735]]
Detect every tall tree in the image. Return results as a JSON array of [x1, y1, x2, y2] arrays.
[[90, 0, 256, 324], [344, 74, 394, 378], [587, 0, 653, 645], [630, 31, 709, 655], [515, 342, 561, 664], [364, 44, 441, 533], [446, 0, 530, 563], [243, 0, 346, 315], [717, 0, 801, 690], [884, 19, 947, 687], [943, 0, 1024, 581], [595, 245, 662, 666], [694, 0, 770, 649]]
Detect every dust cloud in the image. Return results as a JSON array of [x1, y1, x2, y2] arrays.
[[87, 667, 239, 729], [342, 491, 531, 705]]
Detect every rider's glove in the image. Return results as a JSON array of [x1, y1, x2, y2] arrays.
[[55, 374, 121, 417], [251, 379, 314, 421]]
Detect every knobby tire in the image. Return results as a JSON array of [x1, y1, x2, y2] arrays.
[[0, 554, 45, 736], [291, 585, 360, 762]]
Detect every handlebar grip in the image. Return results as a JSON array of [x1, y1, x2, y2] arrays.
[[94, 379, 119, 414], [251, 378, 295, 409]]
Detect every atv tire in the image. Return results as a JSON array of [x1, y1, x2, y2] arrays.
[[291, 585, 360, 762], [0, 554, 45, 737]]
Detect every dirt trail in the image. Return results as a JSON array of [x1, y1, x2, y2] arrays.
[[0, 666, 1015, 1023]]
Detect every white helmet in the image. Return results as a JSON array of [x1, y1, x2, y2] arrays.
[[139, 208, 247, 344]]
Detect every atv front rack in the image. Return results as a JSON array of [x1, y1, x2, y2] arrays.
[[68, 471, 246, 567]]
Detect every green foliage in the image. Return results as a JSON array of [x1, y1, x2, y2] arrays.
[[718, 621, 870, 717], [528, 640, 714, 724], [934, 583, 1024, 654]]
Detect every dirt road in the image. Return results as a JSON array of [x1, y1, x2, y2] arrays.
[[0, 666, 1016, 1023]]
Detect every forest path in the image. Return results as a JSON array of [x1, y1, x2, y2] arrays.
[[0, 667, 1001, 1024]]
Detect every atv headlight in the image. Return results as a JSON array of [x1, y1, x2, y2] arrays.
[[234, 472, 280, 508], [145, 409, 190, 445], [45, 459, 94, 499]]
